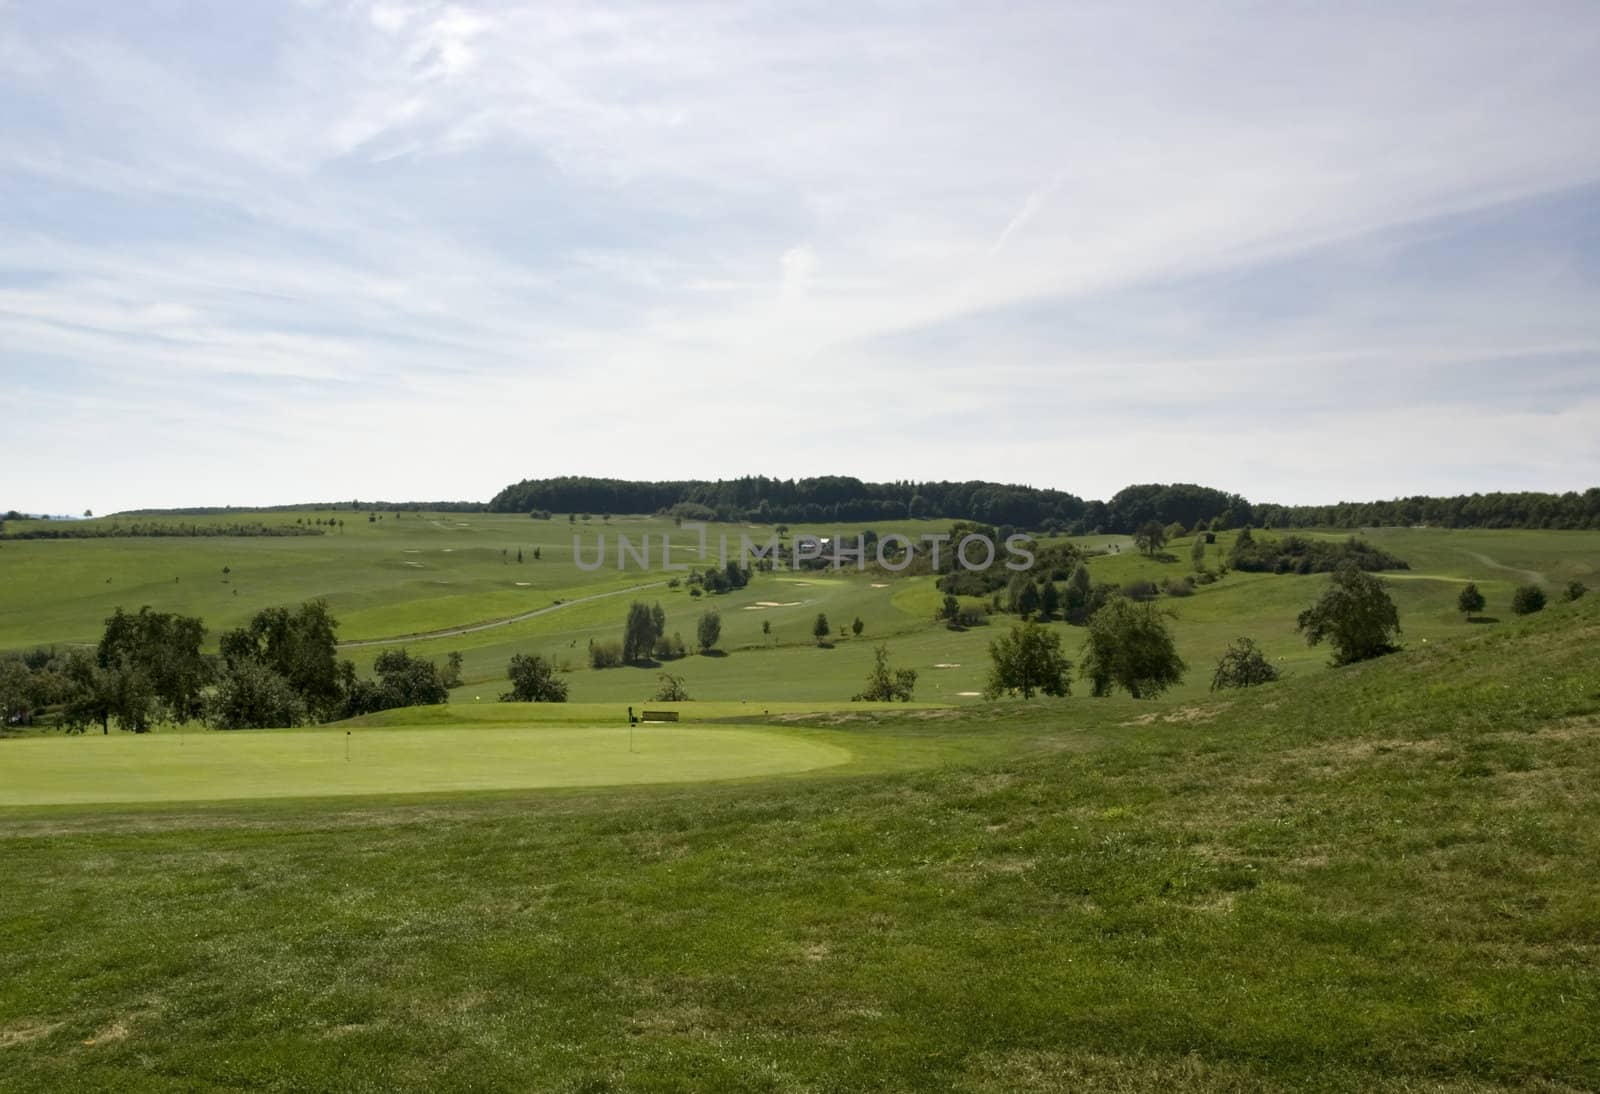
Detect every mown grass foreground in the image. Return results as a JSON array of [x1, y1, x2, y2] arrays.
[[3, 598, 1599, 1090]]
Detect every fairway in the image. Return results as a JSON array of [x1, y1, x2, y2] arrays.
[[0, 725, 852, 806]]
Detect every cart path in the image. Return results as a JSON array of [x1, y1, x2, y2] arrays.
[[1456, 549, 1547, 587], [338, 580, 668, 649]]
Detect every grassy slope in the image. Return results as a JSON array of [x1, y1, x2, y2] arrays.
[[5, 515, 1598, 707], [2, 595, 1597, 1090]]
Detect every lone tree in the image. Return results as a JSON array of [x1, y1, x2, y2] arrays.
[[1567, 581, 1589, 602], [1457, 582, 1486, 621], [696, 608, 722, 653], [1190, 535, 1206, 571], [501, 653, 568, 702], [1511, 584, 1546, 615], [851, 616, 864, 637], [984, 621, 1071, 700], [1210, 637, 1280, 691], [1134, 521, 1167, 558], [1296, 563, 1402, 665], [813, 613, 831, 645], [1080, 597, 1186, 699], [653, 672, 690, 702], [853, 644, 918, 702]]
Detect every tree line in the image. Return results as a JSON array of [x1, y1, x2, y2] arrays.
[[0, 603, 461, 732], [489, 476, 1600, 533], [0, 520, 326, 539]]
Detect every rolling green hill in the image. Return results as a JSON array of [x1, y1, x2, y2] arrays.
[[5, 512, 1596, 709], [1, 560, 1596, 1089]]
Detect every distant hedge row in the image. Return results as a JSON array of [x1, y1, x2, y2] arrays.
[[0, 522, 326, 540]]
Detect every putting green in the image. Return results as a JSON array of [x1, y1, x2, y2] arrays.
[[0, 725, 853, 806]]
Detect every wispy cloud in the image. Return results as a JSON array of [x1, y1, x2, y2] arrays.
[[2, 1, 1598, 512]]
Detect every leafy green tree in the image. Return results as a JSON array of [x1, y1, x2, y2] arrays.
[[1457, 582, 1486, 620], [652, 672, 690, 702], [623, 601, 661, 663], [98, 605, 210, 724], [501, 654, 569, 702], [697, 609, 722, 653], [1511, 584, 1546, 615], [761, 618, 772, 641], [851, 616, 864, 637], [58, 648, 117, 734], [941, 593, 961, 622], [1063, 563, 1104, 625], [1134, 521, 1167, 557], [813, 613, 831, 645], [1210, 637, 1280, 691], [370, 648, 451, 708], [853, 644, 918, 702], [984, 622, 1071, 699], [1080, 598, 1186, 698], [0, 659, 34, 727], [1566, 581, 1589, 602], [1015, 580, 1040, 620], [443, 651, 464, 690], [1190, 535, 1206, 571], [219, 600, 341, 719], [1038, 580, 1060, 620], [209, 658, 306, 729], [1296, 563, 1402, 665]]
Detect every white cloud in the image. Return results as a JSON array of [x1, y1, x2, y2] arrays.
[[2, 1, 1599, 513]]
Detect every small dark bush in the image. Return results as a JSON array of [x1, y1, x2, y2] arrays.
[[1511, 585, 1547, 615], [589, 640, 625, 669], [1211, 637, 1280, 691]]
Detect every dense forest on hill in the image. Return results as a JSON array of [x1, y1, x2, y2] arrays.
[[23, 482, 1593, 534], [488, 477, 1600, 533]]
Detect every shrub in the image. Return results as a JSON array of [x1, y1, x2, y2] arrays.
[[1566, 581, 1588, 602], [697, 609, 722, 652], [1211, 638, 1280, 691], [956, 606, 988, 629], [501, 654, 568, 702], [589, 640, 624, 669], [1511, 585, 1547, 615], [1124, 580, 1160, 602], [653, 672, 690, 702], [852, 644, 917, 702]]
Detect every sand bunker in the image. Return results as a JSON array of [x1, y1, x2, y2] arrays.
[[402, 561, 424, 568], [934, 663, 961, 669], [957, 691, 982, 697], [870, 583, 890, 588], [744, 601, 803, 610], [515, 582, 532, 587]]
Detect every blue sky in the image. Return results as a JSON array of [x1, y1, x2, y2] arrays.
[[2, 1, 1598, 514]]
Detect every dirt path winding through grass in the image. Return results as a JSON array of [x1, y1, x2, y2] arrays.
[[1457, 549, 1547, 586], [338, 580, 667, 649]]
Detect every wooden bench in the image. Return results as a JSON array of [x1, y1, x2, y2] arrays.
[[640, 710, 680, 723]]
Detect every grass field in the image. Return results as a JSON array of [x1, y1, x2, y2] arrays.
[[6, 512, 1598, 707], [0, 723, 853, 806], [1, 592, 1597, 1089]]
